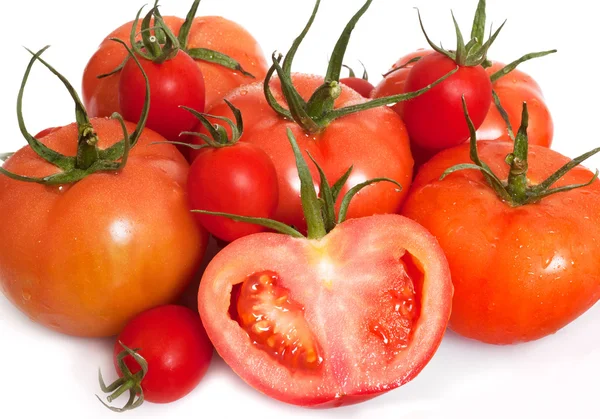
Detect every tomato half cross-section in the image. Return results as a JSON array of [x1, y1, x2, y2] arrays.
[[197, 128, 453, 407]]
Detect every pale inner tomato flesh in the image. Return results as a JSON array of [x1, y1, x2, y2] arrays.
[[367, 252, 421, 357], [234, 271, 323, 372]]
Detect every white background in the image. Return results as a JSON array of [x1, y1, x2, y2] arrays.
[[1, 0, 599, 418]]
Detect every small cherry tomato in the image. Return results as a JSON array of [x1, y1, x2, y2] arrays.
[[97, 305, 213, 412], [119, 49, 206, 142]]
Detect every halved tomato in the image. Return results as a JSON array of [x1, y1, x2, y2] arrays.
[[198, 214, 452, 407]]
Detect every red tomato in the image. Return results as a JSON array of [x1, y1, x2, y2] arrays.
[[0, 119, 207, 337], [197, 76, 414, 232], [99, 305, 213, 410], [373, 50, 553, 149], [339, 77, 374, 98], [188, 142, 279, 242], [401, 141, 600, 344], [198, 214, 452, 406], [119, 50, 205, 142], [82, 15, 267, 118], [400, 52, 492, 150]]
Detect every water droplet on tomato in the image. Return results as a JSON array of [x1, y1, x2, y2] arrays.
[[240, 89, 248, 96], [22, 291, 31, 302]]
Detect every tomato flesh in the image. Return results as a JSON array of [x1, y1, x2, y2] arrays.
[[236, 271, 323, 372]]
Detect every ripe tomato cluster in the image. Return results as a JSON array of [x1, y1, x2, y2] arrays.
[[0, 0, 599, 414]]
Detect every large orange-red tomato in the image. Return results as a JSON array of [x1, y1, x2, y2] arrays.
[[0, 119, 207, 337], [401, 141, 600, 344], [198, 214, 453, 406], [372, 50, 553, 150], [194, 75, 414, 231], [82, 15, 268, 118]]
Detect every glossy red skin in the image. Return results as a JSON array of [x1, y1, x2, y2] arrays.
[[401, 141, 600, 344], [82, 15, 268, 118], [115, 305, 213, 404], [373, 50, 553, 151], [195, 74, 414, 232], [0, 119, 207, 337], [119, 50, 205, 142], [198, 214, 453, 407], [187, 142, 279, 242], [402, 53, 492, 150], [339, 77, 375, 98]]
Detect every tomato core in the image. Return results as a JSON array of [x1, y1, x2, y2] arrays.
[[235, 271, 323, 372]]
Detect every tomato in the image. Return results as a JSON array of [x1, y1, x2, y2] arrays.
[[400, 52, 492, 150], [401, 106, 600, 344], [97, 305, 213, 411], [0, 118, 207, 337], [199, 75, 413, 232], [188, 142, 279, 242], [197, 129, 453, 406], [119, 49, 206, 142], [82, 10, 267, 118]]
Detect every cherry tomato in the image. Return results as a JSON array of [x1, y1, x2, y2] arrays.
[[339, 77, 374, 98], [198, 213, 452, 406], [98, 305, 213, 410], [397, 52, 493, 151], [188, 142, 279, 242], [198, 75, 413, 233], [82, 15, 267, 118], [119, 50, 205, 142], [0, 118, 208, 337], [401, 140, 600, 344]]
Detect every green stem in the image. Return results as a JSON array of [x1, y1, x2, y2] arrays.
[[490, 50, 557, 83], [470, 0, 487, 43], [324, 0, 372, 83], [178, 0, 201, 49], [505, 103, 529, 203], [306, 81, 342, 119]]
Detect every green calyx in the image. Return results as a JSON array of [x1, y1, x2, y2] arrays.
[[264, 0, 458, 134], [441, 96, 600, 207], [96, 341, 148, 413], [0, 42, 150, 185], [169, 100, 245, 150], [99, 0, 254, 79], [416, 0, 556, 73], [193, 128, 402, 240]]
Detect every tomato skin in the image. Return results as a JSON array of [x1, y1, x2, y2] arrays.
[[187, 142, 279, 242], [82, 15, 267, 118], [339, 77, 374, 98], [401, 52, 492, 150], [196, 75, 414, 232], [373, 50, 553, 151], [119, 50, 205, 142], [401, 141, 600, 344], [114, 305, 213, 404], [198, 214, 453, 407], [0, 119, 208, 337]]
